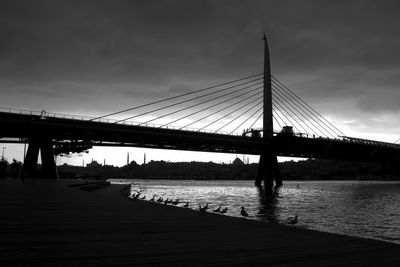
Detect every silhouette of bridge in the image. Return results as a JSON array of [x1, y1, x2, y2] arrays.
[[1, 35, 399, 194]]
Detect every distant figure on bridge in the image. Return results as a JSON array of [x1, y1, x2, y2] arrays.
[[40, 110, 47, 119]]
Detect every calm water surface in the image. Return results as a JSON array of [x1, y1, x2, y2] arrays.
[[111, 179, 400, 244]]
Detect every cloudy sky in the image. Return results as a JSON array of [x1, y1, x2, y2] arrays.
[[1, 0, 400, 165]]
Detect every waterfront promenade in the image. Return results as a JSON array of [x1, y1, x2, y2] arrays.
[[1, 179, 399, 266]]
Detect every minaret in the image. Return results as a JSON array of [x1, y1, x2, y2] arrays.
[[263, 33, 273, 138]]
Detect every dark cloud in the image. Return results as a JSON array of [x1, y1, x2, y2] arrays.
[[1, 0, 400, 138]]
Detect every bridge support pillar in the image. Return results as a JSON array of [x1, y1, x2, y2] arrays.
[[255, 152, 282, 195], [22, 137, 58, 179]]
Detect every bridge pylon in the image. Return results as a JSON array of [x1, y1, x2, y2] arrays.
[[22, 136, 58, 179], [255, 34, 282, 195]]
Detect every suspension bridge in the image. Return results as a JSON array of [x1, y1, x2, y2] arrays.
[[1, 35, 400, 195]]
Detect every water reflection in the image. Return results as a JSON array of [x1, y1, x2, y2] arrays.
[[111, 179, 400, 244], [255, 187, 279, 223]]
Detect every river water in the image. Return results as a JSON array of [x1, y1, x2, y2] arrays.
[[111, 179, 400, 244]]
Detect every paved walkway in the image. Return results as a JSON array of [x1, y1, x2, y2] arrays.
[[1, 178, 399, 266]]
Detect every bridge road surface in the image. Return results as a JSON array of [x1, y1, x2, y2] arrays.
[[1, 178, 399, 266], [2, 111, 400, 162]]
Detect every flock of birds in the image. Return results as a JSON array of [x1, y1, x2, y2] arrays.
[[120, 184, 298, 225]]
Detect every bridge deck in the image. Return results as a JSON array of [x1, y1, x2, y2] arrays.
[[1, 111, 400, 162], [1, 179, 399, 266]]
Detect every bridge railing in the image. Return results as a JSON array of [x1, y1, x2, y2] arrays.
[[0, 106, 240, 136], [3, 106, 400, 148], [340, 136, 400, 150]]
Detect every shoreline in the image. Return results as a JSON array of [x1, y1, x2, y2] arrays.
[[1, 178, 399, 266]]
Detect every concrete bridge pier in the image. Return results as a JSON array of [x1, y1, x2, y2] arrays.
[[22, 137, 58, 179], [255, 152, 282, 195]]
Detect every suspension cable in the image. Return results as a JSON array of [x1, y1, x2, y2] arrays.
[[116, 79, 263, 123], [272, 90, 315, 136], [214, 101, 263, 133], [91, 73, 263, 121], [272, 78, 339, 137], [230, 108, 263, 135], [271, 75, 345, 136], [247, 110, 263, 130], [162, 88, 263, 128], [273, 115, 283, 129], [272, 86, 335, 138], [198, 99, 263, 132], [272, 102, 302, 133], [179, 91, 263, 129], [272, 91, 313, 136], [141, 85, 262, 125]]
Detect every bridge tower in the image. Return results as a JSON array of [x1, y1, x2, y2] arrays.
[[22, 137, 58, 179], [255, 34, 282, 195]]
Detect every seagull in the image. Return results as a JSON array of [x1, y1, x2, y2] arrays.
[[149, 195, 156, 202], [240, 207, 249, 217], [157, 197, 163, 203], [287, 215, 298, 225], [199, 203, 209, 212], [172, 199, 179, 205], [133, 193, 141, 199], [141, 195, 146, 200], [183, 202, 189, 208], [164, 198, 170, 204], [219, 207, 228, 214], [213, 206, 221, 213]]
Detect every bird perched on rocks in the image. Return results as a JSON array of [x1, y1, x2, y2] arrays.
[[157, 197, 163, 203], [149, 195, 156, 202], [172, 199, 179, 205], [183, 202, 189, 208], [240, 207, 249, 217], [199, 203, 209, 212], [287, 215, 298, 225]]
